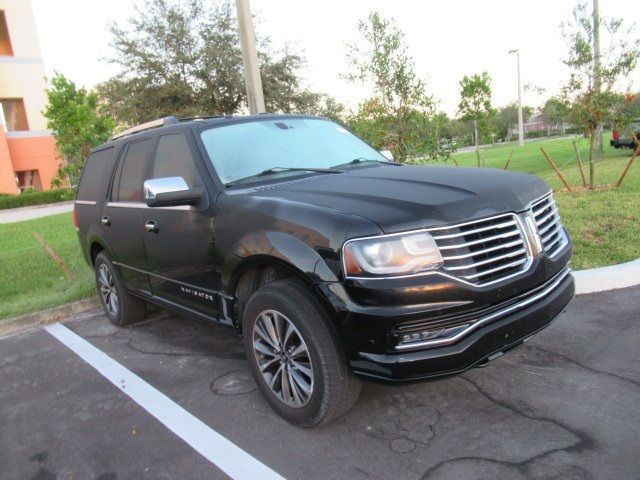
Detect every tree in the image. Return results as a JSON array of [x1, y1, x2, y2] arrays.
[[344, 12, 434, 162], [560, 1, 640, 188], [541, 98, 569, 135], [494, 103, 533, 141], [44, 73, 114, 187], [97, 0, 338, 126], [458, 72, 494, 166], [612, 92, 640, 131]]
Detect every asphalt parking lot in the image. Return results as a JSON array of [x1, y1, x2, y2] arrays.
[[1, 286, 639, 480]]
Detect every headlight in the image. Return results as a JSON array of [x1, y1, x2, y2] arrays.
[[343, 231, 443, 277]]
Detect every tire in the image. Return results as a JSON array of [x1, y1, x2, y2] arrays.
[[94, 251, 146, 327], [242, 279, 361, 427]]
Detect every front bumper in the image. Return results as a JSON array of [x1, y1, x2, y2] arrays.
[[345, 268, 574, 381]]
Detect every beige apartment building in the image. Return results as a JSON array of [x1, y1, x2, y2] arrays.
[[0, 0, 58, 194]]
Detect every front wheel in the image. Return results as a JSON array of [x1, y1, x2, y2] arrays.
[[242, 279, 361, 427]]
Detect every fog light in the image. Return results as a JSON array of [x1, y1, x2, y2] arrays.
[[398, 323, 471, 347]]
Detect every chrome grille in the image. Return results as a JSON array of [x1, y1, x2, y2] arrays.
[[531, 194, 567, 257], [430, 214, 529, 285]]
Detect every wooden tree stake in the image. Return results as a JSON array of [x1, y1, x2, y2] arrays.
[[503, 149, 514, 170], [572, 141, 587, 187], [541, 147, 573, 192], [615, 133, 640, 188], [33, 232, 76, 280]]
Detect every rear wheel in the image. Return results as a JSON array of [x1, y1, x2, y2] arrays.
[[242, 279, 361, 427], [94, 251, 146, 326]]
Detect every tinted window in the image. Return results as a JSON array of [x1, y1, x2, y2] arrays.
[[152, 133, 199, 186], [115, 139, 152, 201], [77, 147, 114, 201]]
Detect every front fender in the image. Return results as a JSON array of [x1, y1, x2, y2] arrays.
[[223, 230, 341, 290]]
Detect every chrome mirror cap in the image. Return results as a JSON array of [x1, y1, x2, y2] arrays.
[[144, 177, 189, 206]]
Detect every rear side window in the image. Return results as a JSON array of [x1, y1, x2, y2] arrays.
[[152, 133, 199, 186], [77, 147, 114, 201], [114, 139, 152, 201]]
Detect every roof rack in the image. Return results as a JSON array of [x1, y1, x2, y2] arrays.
[[177, 115, 227, 122], [110, 116, 179, 141]]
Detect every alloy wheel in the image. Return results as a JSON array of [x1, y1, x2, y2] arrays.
[[252, 309, 314, 408], [98, 263, 119, 316]]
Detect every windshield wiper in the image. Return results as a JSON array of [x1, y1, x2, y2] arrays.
[[331, 157, 401, 169], [226, 167, 340, 187], [257, 167, 340, 176]]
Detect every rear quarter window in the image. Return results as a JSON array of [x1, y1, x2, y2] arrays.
[[77, 147, 115, 201], [113, 139, 152, 202]]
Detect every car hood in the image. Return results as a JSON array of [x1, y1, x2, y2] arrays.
[[245, 164, 551, 233]]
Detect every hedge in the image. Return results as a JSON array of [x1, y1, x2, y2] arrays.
[[0, 188, 75, 210]]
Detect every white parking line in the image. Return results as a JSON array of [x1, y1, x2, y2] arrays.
[[45, 323, 286, 480]]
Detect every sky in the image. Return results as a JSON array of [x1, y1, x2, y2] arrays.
[[31, 0, 640, 116]]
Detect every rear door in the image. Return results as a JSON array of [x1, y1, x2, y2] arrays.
[[141, 131, 219, 319], [100, 137, 153, 294], [75, 146, 117, 263]]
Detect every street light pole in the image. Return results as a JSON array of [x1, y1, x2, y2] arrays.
[[235, 0, 265, 114], [509, 49, 524, 147]]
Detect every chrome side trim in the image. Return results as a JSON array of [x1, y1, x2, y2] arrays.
[[394, 268, 572, 351], [113, 261, 234, 300], [105, 201, 191, 211], [75, 200, 97, 206]]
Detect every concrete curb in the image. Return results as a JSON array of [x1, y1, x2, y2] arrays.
[[573, 259, 640, 295], [0, 297, 100, 338]]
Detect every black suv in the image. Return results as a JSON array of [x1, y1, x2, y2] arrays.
[[75, 114, 574, 427]]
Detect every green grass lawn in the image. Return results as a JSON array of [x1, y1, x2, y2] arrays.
[[0, 212, 95, 320], [452, 136, 640, 269]]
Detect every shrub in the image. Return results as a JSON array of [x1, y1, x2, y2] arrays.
[[0, 188, 75, 210]]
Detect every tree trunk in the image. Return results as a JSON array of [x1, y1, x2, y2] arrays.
[[595, 124, 603, 155], [593, 0, 603, 156], [474, 120, 480, 167], [589, 131, 595, 190]]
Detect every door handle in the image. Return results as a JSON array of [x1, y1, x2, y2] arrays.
[[144, 220, 158, 233], [101, 216, 111, 226]]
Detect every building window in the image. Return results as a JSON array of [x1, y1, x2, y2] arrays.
[[0, 99, 29, 131], [16, 170, 42, 192], [0, 11, 12, 56]]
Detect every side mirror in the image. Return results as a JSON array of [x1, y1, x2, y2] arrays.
[[380, 149, 394, 161], [144, 177, 202, 207]]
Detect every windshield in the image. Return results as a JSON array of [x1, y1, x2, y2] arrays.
[[199, 118, 388, 185]]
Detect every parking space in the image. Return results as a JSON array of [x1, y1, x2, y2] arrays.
[[1, 286, 639, 480]]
